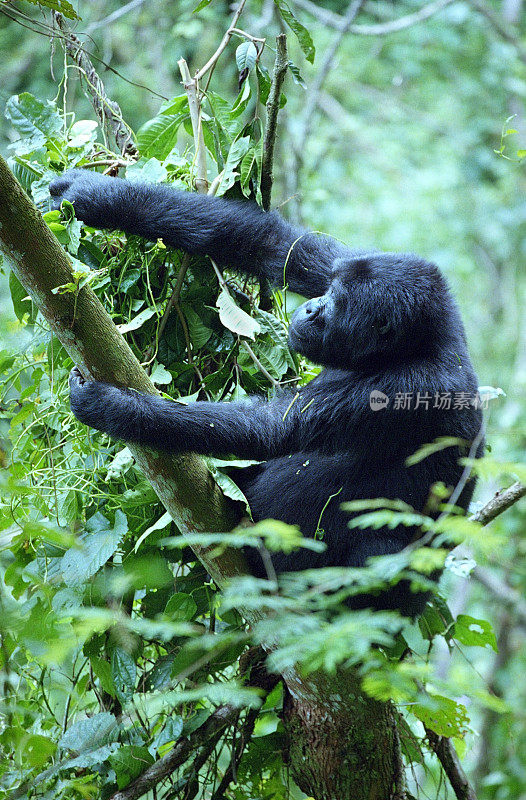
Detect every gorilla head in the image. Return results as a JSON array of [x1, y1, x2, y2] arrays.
[[288, 253, 459, 370]]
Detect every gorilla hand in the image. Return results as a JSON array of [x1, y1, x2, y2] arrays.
[[49, 169, 122, 229]]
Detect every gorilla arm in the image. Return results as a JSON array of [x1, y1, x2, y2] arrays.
[[49, 170, 349, 298], [68, 368, 301, 461]]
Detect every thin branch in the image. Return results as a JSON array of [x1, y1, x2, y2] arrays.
[[290, 0, 366, 220], [53, 13, 138, 157], [86, 0, 147, 33], [425, 727, 477, 800], [178, 58, 208, 193], [261, 34, 288, 211], [468, 0, 526, 65], [472, 565, 526, 626], [294, 0, 456, 35], [195, 0, 248, 82], [471, 481, 526, 525], [210, 707, 259, 800], [110, 705, 238, 800], [0, 5, 167, 100]]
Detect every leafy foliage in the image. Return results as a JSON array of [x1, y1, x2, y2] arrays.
[[0, 2, 524, 798]]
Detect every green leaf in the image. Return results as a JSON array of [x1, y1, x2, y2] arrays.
[[217, 287, 261, 339], [117, 307, 157, 333], [106, 447, 134, 481], [150, 362, 173, 385], [288, 60, 307, 88], [9, 270, 34, 322], [193, 0, 213, 11], [273, 0, 315, 63], [412, 694, 470, 738], [61, 510, 127, 586], [134, 511, 172, 551], [184, 306, 213, 349], [236, 41, 258, 73], [5, 93, 62, 147], [110, 745, 155, 789], [24, 734, 57, 768], [126, 156, 168, 183], [136, 113, 187, 159], [57, 490, 79, 527], [21, 0, 78, 18], [165, 592, 198, 622], [453, 614, 498, 651], [112, 647, 137, 701], [216, 135, 252, 195], [256, 64, 272, 105], [240, 147, 257, 193], [91, 656, 116, 697], [59, 712, 119, 752]]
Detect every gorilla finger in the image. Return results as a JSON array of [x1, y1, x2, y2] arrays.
[[69, 366, 87, 388]]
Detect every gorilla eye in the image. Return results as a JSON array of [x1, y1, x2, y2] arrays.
[[378, 318, 391, 335]]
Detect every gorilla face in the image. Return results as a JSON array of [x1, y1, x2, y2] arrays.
[[288, 254, 454, 371]]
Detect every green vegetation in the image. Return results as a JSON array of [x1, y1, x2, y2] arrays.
[[0, 1, 525, 799]]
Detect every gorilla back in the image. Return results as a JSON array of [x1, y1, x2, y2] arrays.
[[50, 170, 484, 616]]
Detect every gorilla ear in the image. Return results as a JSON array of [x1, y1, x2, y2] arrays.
[[351, 257, 372, 279]]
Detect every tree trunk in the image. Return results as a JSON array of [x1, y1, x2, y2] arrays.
[[0, 155, 397, 799], [283, 669, 397, 800]]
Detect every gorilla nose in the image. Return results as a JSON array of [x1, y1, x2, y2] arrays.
[[304, 298, 322, 318]]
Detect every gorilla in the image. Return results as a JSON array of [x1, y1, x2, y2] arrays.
[[50, 170, 484, 615]]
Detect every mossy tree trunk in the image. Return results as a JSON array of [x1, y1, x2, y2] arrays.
[[0, 155, 398, 800]]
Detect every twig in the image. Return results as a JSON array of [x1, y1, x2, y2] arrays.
[[86, 0, 147, 33], [261, 34, 288, 212], [468, 0, 526, 65], [194, 0, 248, 82], [110, 705, 238, 800], [425, 727, 477, 800], [290, 0, 366, 220], [52, 14, 138, 157], [178, 58, 208, 194], [472, 566, 526, 626], [210, 707, 260, 800], [471, 481, 526, 525], [242, 341, 280, 388], [294, 0, 456, 36]]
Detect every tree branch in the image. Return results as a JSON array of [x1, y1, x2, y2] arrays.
[[425, 727, 477, 800], [261, 33, 288, 211], [293, 0, 456, 35], [0, 154, 245, 588], [178, 58, 209, 194], [468, 0, 526, 65], [53, 13, 138, 158], [110, 705, 239, 800], [195, 0, 248, 82], [471, 481, 526, 525]]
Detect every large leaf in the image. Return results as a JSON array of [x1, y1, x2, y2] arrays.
[[5, 93, 62, 147], [216, 287, 260, 339], [273, 0, 315, 63], [136, 113, 187, 159], [59, 712, 119, 753], [21, 0, 78, 17], [236, 41, 258, 73], [60, 511, 127, 586], [216, 136, 252, 196]]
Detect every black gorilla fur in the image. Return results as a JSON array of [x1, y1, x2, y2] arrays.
[[50, 170, 484, 615]]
